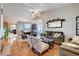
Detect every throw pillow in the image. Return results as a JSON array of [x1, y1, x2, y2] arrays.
[[54, 33, 61, 37], [72, 36, 79, 44], [53, 33, 58, 37]]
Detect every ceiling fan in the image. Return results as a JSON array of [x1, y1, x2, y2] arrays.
[[28, 9, 45, 19]]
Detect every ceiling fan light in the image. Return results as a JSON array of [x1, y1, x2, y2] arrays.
[[31, 10, 40, 18]]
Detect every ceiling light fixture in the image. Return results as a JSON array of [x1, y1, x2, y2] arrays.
[[30, 9, 40, 18]]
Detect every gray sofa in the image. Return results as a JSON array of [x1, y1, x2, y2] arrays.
[[41, 31, 65, 45]]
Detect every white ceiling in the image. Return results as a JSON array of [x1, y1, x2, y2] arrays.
[[24, 3, 75, 12], [1, 3, 78, 24]]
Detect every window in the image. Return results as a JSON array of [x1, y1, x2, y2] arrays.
[[24, 23, 31, 32]]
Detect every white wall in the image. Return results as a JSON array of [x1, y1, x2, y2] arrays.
[[2, 4, 79, 36], [0, 5, 1, 28], [39, 4, 79, 36]]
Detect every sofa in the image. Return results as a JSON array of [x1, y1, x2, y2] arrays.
[[41, 31, 65, 45], [60, 36, 79, 56]]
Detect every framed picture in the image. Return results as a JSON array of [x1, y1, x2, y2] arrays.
[[47, 21, 62, 28]]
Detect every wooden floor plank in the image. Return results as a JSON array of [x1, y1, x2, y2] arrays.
[[2, 39, 60, 56]]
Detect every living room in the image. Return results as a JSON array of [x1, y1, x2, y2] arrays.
[[0, 3, 79, 56]]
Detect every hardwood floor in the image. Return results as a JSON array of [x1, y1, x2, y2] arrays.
[[2, 39, 60, 56]]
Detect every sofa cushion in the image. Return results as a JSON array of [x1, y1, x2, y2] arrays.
[[46, 36, 53, 39], [60, 44, 79, 55], [31, 36, 49, 53], [54, 33, 61, 38], [40, 42, 49, 53], [62, 42, 79, 50]]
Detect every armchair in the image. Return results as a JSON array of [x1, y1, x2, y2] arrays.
[[26, 34, 32, 48], [31, 36, 49, 55]]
